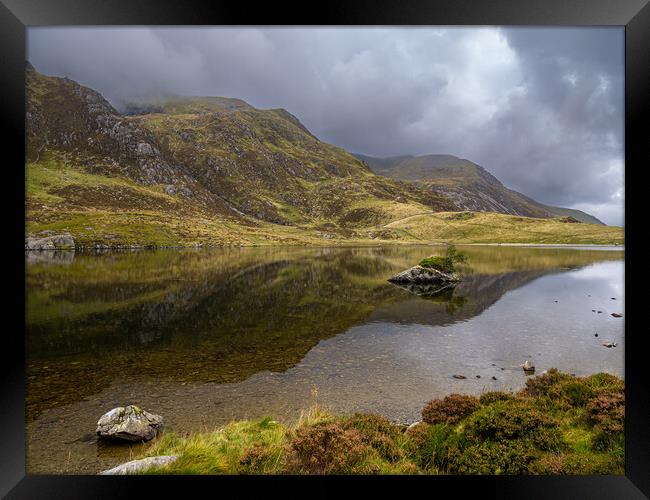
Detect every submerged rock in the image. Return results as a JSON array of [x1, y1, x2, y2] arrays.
[[388, 265, 460, 285], [25, 233, 75, 250], [96, 405, 163, 442], [98, 455, 178, 475]]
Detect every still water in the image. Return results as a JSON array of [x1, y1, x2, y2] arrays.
[[25, 245, 624, 473]]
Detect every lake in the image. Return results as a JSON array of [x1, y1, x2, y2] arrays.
[[25, 245, 624, 473]]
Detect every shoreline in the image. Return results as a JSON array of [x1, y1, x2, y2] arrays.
[[101, 369, 624, 476], [24, 240, 625, 253]]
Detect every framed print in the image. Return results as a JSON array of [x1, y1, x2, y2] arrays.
[[1, 0, 648, 498]]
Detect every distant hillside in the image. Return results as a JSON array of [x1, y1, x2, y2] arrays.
[[355, 153, 604, 225]]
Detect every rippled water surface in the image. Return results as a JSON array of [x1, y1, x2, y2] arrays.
[[25, 245, 624, 473]]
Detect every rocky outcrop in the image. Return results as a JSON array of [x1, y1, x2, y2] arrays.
[[388, 265, 460, 284], [98, 455, 178, 475], [25, 233, 75, 250], [96, 405, 163, 442]]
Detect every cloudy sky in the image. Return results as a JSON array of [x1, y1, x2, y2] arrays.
[[27, 27, 624, 225]]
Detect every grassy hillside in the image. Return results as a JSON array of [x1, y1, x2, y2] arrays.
[[131, 370, 624, 475]]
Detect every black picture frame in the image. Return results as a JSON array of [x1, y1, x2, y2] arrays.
[[1, 0, 648, 498]]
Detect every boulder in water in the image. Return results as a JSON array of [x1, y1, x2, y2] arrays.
[[96, 405, 163, 442], [388, 265, 460, 285]]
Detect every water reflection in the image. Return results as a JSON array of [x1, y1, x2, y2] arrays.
[[26, 245, 623, 421]]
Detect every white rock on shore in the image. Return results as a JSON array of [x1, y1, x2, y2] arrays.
[[25, 233, 75, 250], [98, 456, 178, 475]]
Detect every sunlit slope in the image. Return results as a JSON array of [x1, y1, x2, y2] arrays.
[[383, 212, 623, 245]]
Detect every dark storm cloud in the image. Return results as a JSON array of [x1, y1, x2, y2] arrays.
[[27, 27, 624, 225]]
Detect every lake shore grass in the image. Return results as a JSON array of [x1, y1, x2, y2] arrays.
[[133, 369, 624, 475]]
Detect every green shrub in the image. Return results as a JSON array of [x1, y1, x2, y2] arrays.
[[464, 400, 564, 452], [450, 441, 537, 475], [479, 391, 516, 406], [585, 373, 625, 393], [561, 382, 595, 408], [284, 422, 372, 474], [420, 425, 468, 472], [418, 245, 468, 273], [419, 256, 454, 273], [422, 394, 481, 425]]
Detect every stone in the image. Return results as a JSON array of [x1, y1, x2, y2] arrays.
[[96, 405, 163, 442], [611, 313, 623, 318], [98, 456, 178, 475], [25, 233, 75, 250], [388, 265, 460, 285], [521, 359, 535, 373], [452, 374, 467, 379], [602, 342, 617, 348]]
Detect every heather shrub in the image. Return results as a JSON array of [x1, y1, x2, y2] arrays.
[[587, 392, 625, 435], [284, 422, 373, 474], [532, 452, 624, 475], [449, 441, 537, 475], [341, 413, 404, 462], [422, 394, 481, 425], [479, 391, 516, 406], [522, 368, 574, 398], [239, 444, 284, 474]]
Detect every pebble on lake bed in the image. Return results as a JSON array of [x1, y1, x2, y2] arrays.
[[452, 374, 467, 379], [611, 313, 623, 318]]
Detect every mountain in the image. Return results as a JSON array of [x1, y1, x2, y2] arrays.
[[25, 63, 619, 247], [355, 153, 604, 225], [26, 64, 458, 247]]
